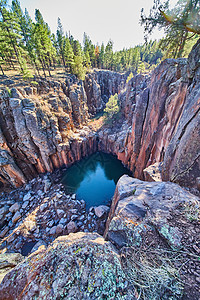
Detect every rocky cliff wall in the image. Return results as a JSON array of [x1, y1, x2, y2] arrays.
[[0, 70, 126, 188], [118, 40, 200, 188], [0, 39, 200, 189]]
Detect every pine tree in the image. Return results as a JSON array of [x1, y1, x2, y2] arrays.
[[140, 0, 200, 58], [99, 43, 105, 69], [84, 50, 91, 69], [64, 37, 74, 72], [0, 0, 24, 72], [33, 9, 55, 76], [12, 0, 37, 76], [72, 40, 86, 80], [104, 40, 113, 69], [56, 17, 66, 69]]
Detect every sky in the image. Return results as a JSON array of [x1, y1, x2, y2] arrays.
[[8, 0, 176, 51]]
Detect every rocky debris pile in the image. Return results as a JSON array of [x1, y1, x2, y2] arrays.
[[105, 175, 200, 299], [0, 232, 134, 300], [1, 175, 200, 299], [0, 173, 110, 255]]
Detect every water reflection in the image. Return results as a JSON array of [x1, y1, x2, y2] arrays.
[[61, 152, 131, 209]]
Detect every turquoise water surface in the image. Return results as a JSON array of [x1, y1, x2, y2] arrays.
[[61, 152, 131, 209]]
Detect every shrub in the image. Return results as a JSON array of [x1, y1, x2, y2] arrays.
[[104, 93, 120, 121], [126, 72, 134, 84]]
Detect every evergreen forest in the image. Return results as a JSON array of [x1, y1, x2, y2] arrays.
[[0, 0, 199, 80]]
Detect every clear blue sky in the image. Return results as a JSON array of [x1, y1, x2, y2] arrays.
[[8, 0, 176, 51]]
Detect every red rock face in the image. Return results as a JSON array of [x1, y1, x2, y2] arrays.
[[0, 40, 200, 189], [117, 42, 200, 189], [128, 59, 189, 179]]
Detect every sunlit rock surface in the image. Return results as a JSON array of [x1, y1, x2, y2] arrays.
[[0, 232, 134, 300]]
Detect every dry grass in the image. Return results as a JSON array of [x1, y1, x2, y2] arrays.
[[122, 248, 184, 300], [0, 65, 67, 81]]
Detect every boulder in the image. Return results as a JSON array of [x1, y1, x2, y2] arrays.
[[9, 202, 20, 213], [12, 211, 21, 224], [0, 226, 9, 238], [56, 209, 65, 218], [105, 175, 200, 250], [0, 233, 133, 300], [143, 162, 163, 182], [66, 221, 78, 234], [94, 205, 110, 218], [55, 224, 63, 234], [0, 252, 24, 284]]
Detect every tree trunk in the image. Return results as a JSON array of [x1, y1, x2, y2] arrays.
[[0, 65, 5, 75], [39, 58, 46, 78], [47, 62, 51, 77]]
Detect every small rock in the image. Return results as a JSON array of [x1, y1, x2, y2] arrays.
[[12, 211, 21, 224], [67, 221, 78, 234], [31, 240, 47, 253], [15, 241, 23, 250], [59, 218, 67, 225], [0, 226, 9, 238], [71, 214, 78, 221], [23, 192, 32, 202], [7, 234, 15, 243], [9, 203, 20, 214], [49, 226, 57, 235], [71, 194, 76, 200], [22, 201, 29, 209], [25, 183, 31, 191], [0, 207, 5, 215], [87, 215, 92, 221], [5, 212, 12, 220], [56, 192, 63, 199], [89, 206, 95, 213], [76, 221, 83, 227], [24, 220, 36, 232], [70, 209, 78, 214], [196, 277, 200, 283], [34, 227, 39, 234], [94, 205, 110, 218], [56, 224, 63, 234], [57, 209, 65, 218], [48, 220, 54, 228], [43, 179, 51, 193], [40, 202, 48, 212]]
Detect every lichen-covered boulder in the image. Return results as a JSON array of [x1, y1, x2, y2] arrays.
[[105, 175, 200, 250], [0, 252, 24, 284], [0, 232, 134, 300]]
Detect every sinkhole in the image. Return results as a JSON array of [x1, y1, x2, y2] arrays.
[[61, 152, 132, 210]]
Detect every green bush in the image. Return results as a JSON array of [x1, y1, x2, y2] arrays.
[[6, 87, 11, 97], [126, 72, 134, 84], [104, 93, 120, 121]]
